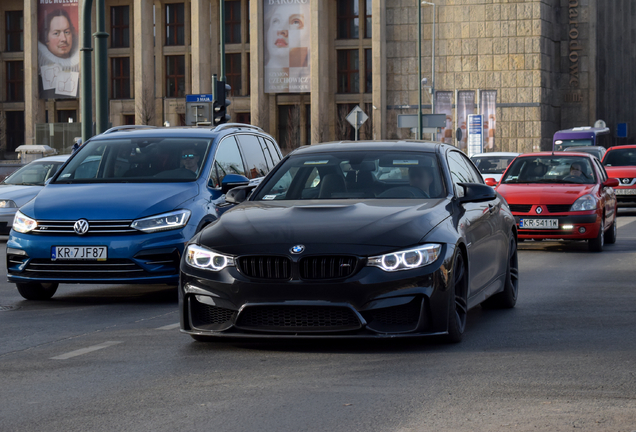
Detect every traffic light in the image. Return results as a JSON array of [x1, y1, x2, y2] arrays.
[[213, 80, 232, 126]]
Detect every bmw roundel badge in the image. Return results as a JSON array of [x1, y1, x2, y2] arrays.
[[290, 245, 305, 254]]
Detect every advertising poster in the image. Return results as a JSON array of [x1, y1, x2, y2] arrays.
[[435, 91, 453, 144], [38, 0, 80, 99], [263, 0, 311, 93], [467, 114, 484, 158], [480, 90, 497, 149], [456, 90, 475, 151]]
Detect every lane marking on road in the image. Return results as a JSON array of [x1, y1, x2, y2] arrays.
[[157, 323, 180, 330], [51, 341, 123, 360], [617, 217, 636, 228]]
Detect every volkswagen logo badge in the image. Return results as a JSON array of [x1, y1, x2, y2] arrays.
[[290, 245, 305, 254], [535, 206, 543, 214], [74, 219, 90, 235]]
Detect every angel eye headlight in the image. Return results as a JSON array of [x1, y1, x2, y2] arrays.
[[368, 244, 441, 272], [185, 244, 235, 272]]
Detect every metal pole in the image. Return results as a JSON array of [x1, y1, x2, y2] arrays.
[[431, 3, 436, 115], [355, 110, 359, 141], [95, 0, 109, 134], [80, 0, 94, 143], [417, 1, 422, 140], [220, 1, 226, 81]]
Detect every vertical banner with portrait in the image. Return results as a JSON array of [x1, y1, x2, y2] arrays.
[[435, 91, 453, 145], [480, 90, 497, 150], [263, 0, 311, 93], [38, 0, 80, 99], [455, 90, 475, 151]]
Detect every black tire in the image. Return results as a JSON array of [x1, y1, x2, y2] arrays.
[[604, 220, 617, 244], [445, 250, 468, 343], [16, 282, 59, 300], [482, 235, 519, 309], [588, 221, 605, 252]]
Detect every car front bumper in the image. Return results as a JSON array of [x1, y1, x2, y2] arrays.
[[6, 227, 196, 285], [179, 246, 455, 339]]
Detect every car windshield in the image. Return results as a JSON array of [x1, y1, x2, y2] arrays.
[[254, 151, 445, 200], [501, 156, 596, 185], [471, 156, 517, 174], [53, 138, 211, 183], [2, 160, 64, 186], [603, 148, 636, 167]]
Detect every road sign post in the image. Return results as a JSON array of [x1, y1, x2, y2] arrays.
[[346, 105, 368, 141]]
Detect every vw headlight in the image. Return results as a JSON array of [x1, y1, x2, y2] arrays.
[[0, 200, 17, 208], [13, 211, 37, 233], [131, 210, 191, 233], [569, 194, 597, 212], [185, 244, 235, 272], [367, 244, 442, 272]]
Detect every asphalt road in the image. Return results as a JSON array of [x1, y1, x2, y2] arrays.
[[1, 212, 636, 432]]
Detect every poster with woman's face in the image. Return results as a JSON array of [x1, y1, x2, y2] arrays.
[[38, 0, 80, 99], [480, 90, 497, 150], [456, 91, 475, 151], [264, 0, 311, 93]]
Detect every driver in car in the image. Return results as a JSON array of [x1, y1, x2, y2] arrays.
[[564, 162, 587, 182], [408, 166, 434, 196]]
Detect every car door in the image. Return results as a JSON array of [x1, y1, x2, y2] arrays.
[[593, 157, 616, 228], [448, 150, 500, 294]]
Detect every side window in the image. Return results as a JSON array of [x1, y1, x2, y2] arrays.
[[594, 158, 607, 182], [237, 134, 269, 179], [210, 137, 246, 187], [258, 137, 275, 170], [447, 151, 474, 192], [265, 138, 282, 164], [460, 153, 484, 184]]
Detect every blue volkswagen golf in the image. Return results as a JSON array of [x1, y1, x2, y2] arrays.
[[7, 124, 282, 300]]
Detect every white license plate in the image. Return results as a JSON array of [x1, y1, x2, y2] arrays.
[[614, 189, 636, 195], [520, 219, 559, 229], [52, 246, 107, 261]]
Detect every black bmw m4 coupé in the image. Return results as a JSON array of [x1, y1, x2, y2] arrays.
[[179, 141, 518, 343]]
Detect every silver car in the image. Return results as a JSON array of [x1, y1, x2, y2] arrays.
[[0, 155, 70, 234]]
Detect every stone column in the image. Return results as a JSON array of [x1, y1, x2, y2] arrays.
[[372, 0, 386, 140], [191, 0, 212, 94], [24, 0, 45, 144], [134, 0, 155, 125], [310, 0, 330, 144], [250, 0, 269, 132]]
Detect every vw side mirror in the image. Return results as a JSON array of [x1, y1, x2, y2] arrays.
[[221, 174, 250, 193]]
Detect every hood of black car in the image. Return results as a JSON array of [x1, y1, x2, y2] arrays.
[[199, 199, 451, 252]]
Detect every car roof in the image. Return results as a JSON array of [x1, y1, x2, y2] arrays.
[[563, 146, 605, 151], [471, 152, 521, 157], [27, 155, 71, 163], [289, 140, 448, 155], [516, 151, 594, 159], [606, 145, 636, 151], [91, 125, 273, 141]]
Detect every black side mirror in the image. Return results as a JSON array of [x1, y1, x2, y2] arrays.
[[225, 185, 256, 205], [221, 174, 250, 193], [457, 182, 497, 203]]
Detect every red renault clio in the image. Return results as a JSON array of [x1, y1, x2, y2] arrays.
[[487, 152, 619, 252]]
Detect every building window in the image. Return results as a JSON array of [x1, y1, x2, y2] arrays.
[[165, 3, 185, 46], [225, 0, 241, 44], [365, 48, 372, 93], [111, 6, 130, 48], [337, 50, 359, 94], [111, 57, 131, 99], [364, 0, 372, 38], [5, 11, 23, 52], [226, 53, 242, 96], [337, 0, 359, 40], [165, 55, 185, 98], [235, 112, 251, 124], [57, 110, 77, 123], [123, 114, 135, 125], [246, 54, 251, 96], [6, 61, 24, 102], [278, 105, 300, 153]]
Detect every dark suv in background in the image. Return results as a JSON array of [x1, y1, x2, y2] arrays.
[[7, 124, 283, 300]]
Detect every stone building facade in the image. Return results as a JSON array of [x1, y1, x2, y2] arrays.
[[0, 0, 633, 158]]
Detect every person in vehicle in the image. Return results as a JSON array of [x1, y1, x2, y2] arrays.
[[181, 148, 202, 174], [408, 166, 434, 196], [563, 162, 587, 182]]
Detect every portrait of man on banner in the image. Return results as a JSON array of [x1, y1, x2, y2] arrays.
[[38, 2, 80, 99], [435, 91, 453, 145], [264, 0, 311, 93], [480, 90, 497, 150], [456, 91, 475, 151]]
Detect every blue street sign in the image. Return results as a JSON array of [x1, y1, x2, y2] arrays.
[[186, 94, 214, 103], [617, 123, 628, 138], [467, 114, 483, 157]]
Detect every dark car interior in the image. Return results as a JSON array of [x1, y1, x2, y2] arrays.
[[255, 152, 446, 200]]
